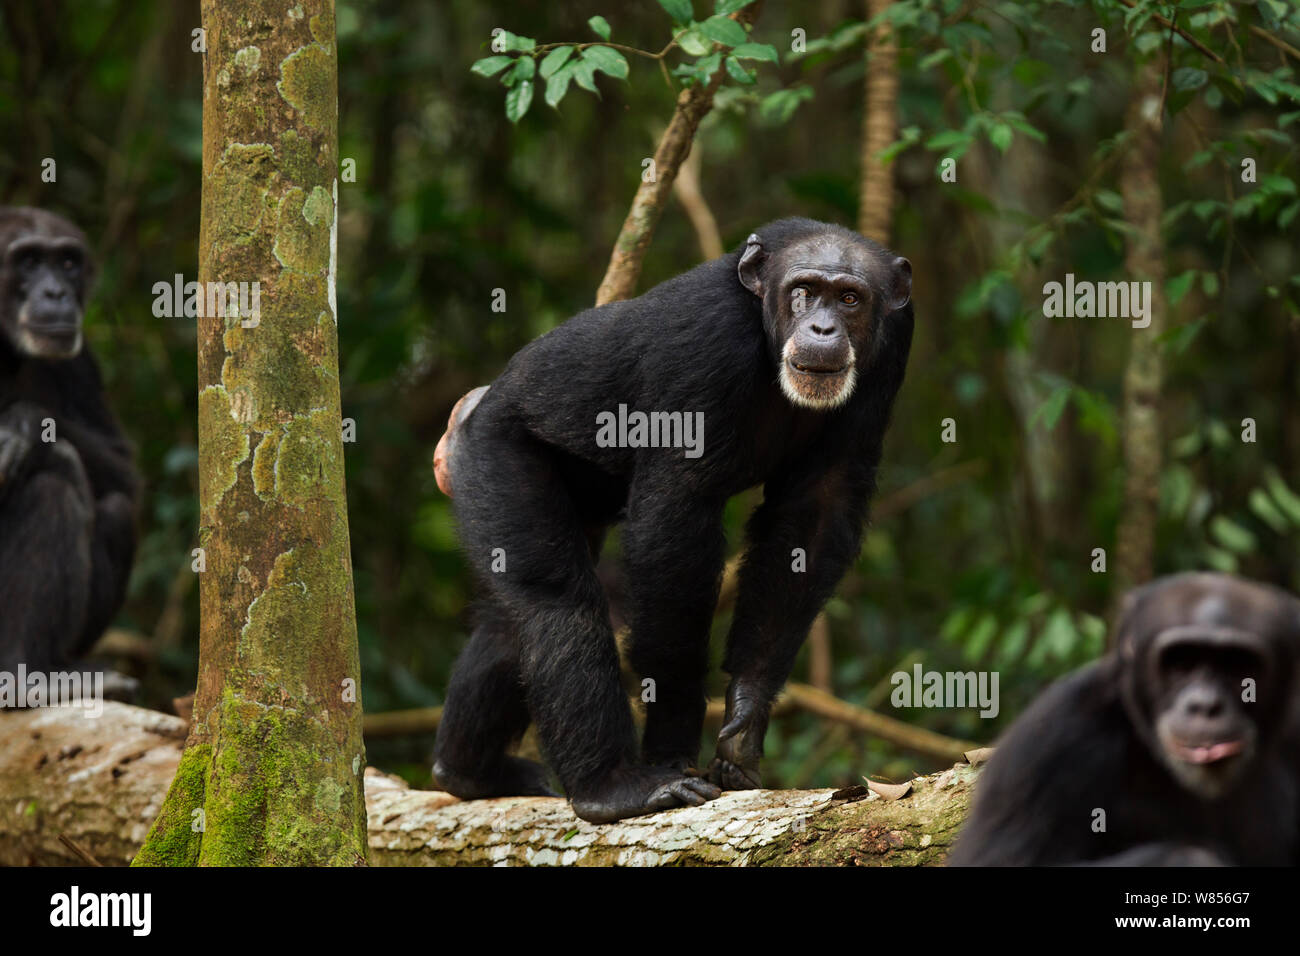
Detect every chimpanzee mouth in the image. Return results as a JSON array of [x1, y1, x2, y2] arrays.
[[1170, 738, 1244, 765], [787, 358, 850, 376]]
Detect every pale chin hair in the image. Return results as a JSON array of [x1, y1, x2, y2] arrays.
[[20, 328, 82, 359], [779, 340, 857, 410]]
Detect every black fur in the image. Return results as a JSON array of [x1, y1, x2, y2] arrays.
[[434, 218, 913, 822], [0, 208, 138, 676]]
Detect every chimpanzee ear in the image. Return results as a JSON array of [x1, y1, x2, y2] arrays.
[[1114, 589, 1142, 660], [886, 256, 912, 311], [737, 233, 766, 297]]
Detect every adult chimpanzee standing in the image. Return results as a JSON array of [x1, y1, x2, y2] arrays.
[[0, 207, 137, 677], [434, 218, 913, 822]]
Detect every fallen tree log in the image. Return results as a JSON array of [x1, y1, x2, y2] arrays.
[[0, 702, 977, 866]]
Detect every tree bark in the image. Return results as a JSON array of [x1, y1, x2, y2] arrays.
[[594, 1, 764, 305], [857, 0, 898, 242], [1113, 56, 1168, 610], [133, 0, 367, 866], [0, 704, 974, 867]]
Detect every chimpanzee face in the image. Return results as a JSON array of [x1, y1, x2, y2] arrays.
[[1147, 631, 1269, 798], [1119, 574, 1300, 800], [0, 217, 92, 360], [738, 231, 911, 410]]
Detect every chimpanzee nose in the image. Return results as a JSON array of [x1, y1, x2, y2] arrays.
[[810, 320, 836, 336], [1182, 685, 1224, 719], [42, 285, 68, 302]]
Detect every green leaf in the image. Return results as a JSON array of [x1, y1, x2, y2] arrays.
[[677, 28, 712, 56], [730, 42, 778, 62], [989, 122, 1013, 154], [1209, 516, 1256, 554], [1002, 111, 1047, 143], [699, 14, 748, 46], [587, 15, 612, 40], [495, 31, 535, 53], [470, 56, 513, 78], [581, 46, 629, 80], [572, 57, 599, 93], [1265, 469, 1300, 525], [509, 57, 535, 83], [758, 86, 813, 125], [1249, 488, 1291, 534], [1201, 546, 1239, 574], [658, 0, 694, 24], [919, 49, 952, 70], [686, 52, 722, 86], [725, 55, 756, 84], [1030, 385, 1071, 431], [925, 130, 969, 151], [715, 0, 754, 12], [539, 46, 573, 79], [1260, 173, 1297, 196], [505, 79, 533, 123], [1280, 201, 1300, 230], [1172, 67, 1208, 92], [545, 64, 574, 107], [1165, 270, 1195, 306]]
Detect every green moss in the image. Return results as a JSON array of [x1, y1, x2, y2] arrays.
[[275, 407, 340, 508], [132, 744, 211, 866], [193, 689, 363, 866], [197, 386, 250, 515], [278, 128, 316, 183], [208, 144, 275, 245], [273, 185, 331, 273], [277, 45, 333, 131], [301, 185, 331, 225], [251, 429, 282, 499]]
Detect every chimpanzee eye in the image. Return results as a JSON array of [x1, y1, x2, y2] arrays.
[[841, 292, 859, 306], [17, 252, 37, 272], [62, 256, 79, 272]]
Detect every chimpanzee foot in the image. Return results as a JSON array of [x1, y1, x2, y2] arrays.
[[433, 756, 558, 799], [570, 766, 722, 824]]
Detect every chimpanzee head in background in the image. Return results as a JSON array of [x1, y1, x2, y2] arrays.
[[737, 220, 911, 411], [1116, 572, 1300, 800], [0, 207, 95, 361]]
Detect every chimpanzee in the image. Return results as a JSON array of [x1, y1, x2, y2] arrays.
[[0, 207, 138, 677], [950, 573, 1300, 866], [433, 218, 914, 822]]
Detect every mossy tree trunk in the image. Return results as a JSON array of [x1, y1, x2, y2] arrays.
[[134, 0, 367, 866], [1113, 56, 1168, 610]]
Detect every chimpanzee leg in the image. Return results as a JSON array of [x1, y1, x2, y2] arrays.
[[434, 601, 555, 798], [0, 447, 93, 676], [450, 429, 718, 822]]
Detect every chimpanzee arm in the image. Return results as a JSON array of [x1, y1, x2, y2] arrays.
[[710, 448, 877, 789], [621, 474, 727, 769], [57, 383, 138, 657]]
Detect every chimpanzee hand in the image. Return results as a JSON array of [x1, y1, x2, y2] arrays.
[[570, 765, 721, 824], [0, 415, 35, 486], [708, 677, 771, 790]]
